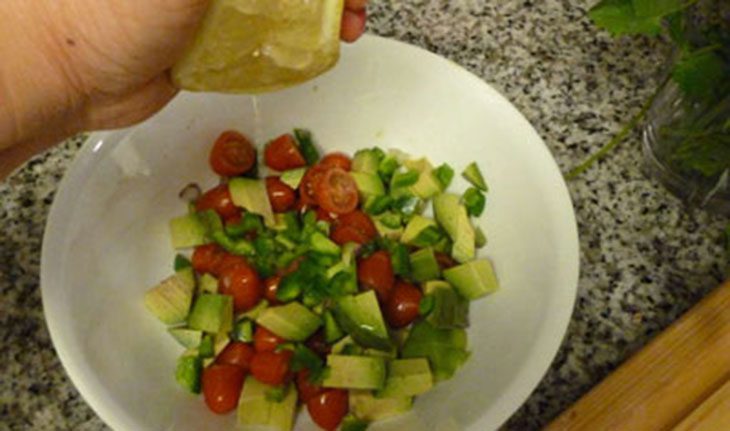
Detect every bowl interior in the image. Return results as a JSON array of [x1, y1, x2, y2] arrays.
[[42, 36, 578, 431]]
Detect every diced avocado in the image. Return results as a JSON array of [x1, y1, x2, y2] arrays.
[[341, 242, 358, 266], [376, 358, 433, 398], [462, 162, 488, 191], [168, 327, 203, 349], [238, 377, 298, 431], [237, 299, 269, 320], [423, 281, 469, 328], [349, 391, 413, 421], [409, 248, 441, 283], [433, 193, 475, 263], [175, 354, 202, 393], [401, 215, 437, 245], [333, 291, 392, 351], [228, 178, 275, 227], [144, 268, 196, 325], [203, 333, 231, 367], [401, 321, 469, 382], [256, 302, 322, 341], [187, 294, 233, 334], [323, 355, 386, 390], [443, 258, 499, 300], [475, 225, 487, 248], [169, 213, 208, 249], [331, 335, 357, 355], [233, 319, 254, 342], [309, 231, 341, 256], [352, 149, 382, 175], [351, 172, 386, 199], [340, 415, 370, 431], [280, 167, 307, 189], [402, 158, 441, 199], [377, 154, 400, 183], [373, 218, 404, 241], [324, 310, 345, 343], [199, 334, 215, 357], [363, 345, 398, 359], [198, 273, 218, 294]]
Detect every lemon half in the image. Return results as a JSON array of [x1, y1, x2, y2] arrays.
[[172, 0, 345, 93]]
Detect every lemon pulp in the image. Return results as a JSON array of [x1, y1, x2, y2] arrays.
[[172, 0, 345, 93]]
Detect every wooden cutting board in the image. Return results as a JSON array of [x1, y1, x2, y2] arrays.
[[546, 280, 730, 431]]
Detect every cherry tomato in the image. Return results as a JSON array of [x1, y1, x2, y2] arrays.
[[264, 134, 306, 171], [306, 389, 349, 431], [316, 207, 338, 223], [296, 369, 325, 403], [434, 252, 458, 270], [319, 153, 352, 171], [202, 364, 246, 414], [213, 253, 249, 276], [195, 184, 241, 220], [385, 281, 423, 328], [331, 225, 369, 245], [331, 210, 377, 245], [299, 165, 330, 206], [254, 326, 286, 353], [314, 168, 359, 215], [250, 350, 293, 386], [209, 130, 257, 177], [224, 211, 243, 226], [216, 342, 255, 372], [263, 275, 282, 304], [265, 176, 297, 213], [218, 263, 263, 312], [357, 250, 395, 302], [192, 244, 226, 274]]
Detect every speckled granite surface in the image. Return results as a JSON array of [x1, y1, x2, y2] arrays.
[[1, 1, 728, 430]]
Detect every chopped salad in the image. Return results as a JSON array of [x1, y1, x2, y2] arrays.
[[144, 129, 499, 430]]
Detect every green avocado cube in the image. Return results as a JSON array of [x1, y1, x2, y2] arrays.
[[169, 213, 208, 249], [349, 390, 412, 421], [376, 358, 433, 398], [409, 247, 441, 282], [443, 258, 499, 300], [175, 354, 202, 394], [323, 355, 386, 390], [256, 302, 322, 341], [144, 268, 196, 325], [187, 294, 233, 334]]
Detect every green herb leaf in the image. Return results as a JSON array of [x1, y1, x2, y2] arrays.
[[433, 163, 455, 189], [671, 48, 726, 101], [290, 344, 326, 383], [462, 188, 486, 217], [294, 129, 320, 165], [265, 385, 289, 403], [589, 0, 663, 36], [632, 0, 695, 18], [364, 195, 393, 216], [341, 415, 370, 431]]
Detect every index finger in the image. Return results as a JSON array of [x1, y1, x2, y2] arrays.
[[345, 0, 367, 11]]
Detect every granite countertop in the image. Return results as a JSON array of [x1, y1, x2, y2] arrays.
[[1, 1, 728, 430]]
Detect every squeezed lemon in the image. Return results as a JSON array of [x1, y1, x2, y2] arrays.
[[172, 0, 344, 93]]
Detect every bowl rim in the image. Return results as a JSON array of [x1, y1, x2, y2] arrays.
[[41, 34, 580, 431]]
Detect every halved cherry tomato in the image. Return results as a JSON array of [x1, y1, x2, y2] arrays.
[[254, 326, 286, 353], [218, 262, 262, 312], [357, 250, 395, 302], [385, 281, 423, 328], [332, 210, 377, 244], [296, 369, 325, 403], [250, 350, 293, 386], [216, 342, 255, 372], [314, 168, 359, 214], [434, 251, 458, 270], [195, 184, 241, 220], [192, 244, 226, 274], [224, 212, 243, 226], [320, 153, 352, 171], [331, 225, 369, 245], [213, 253, 249, 276], [263, 275, 282, 304], [264, 134, 307, 171], [316, 207, 338, 223], [299, 165, 330, 206], [209, 130, 257, 177], [265, 176, 297, 213], [202, 364, 245, 414], [307, 389, 349, 431]]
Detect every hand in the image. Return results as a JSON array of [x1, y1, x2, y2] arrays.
[[0, 0, 369, 177]]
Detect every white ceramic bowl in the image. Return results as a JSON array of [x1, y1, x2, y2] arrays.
[[42, 35, 579, 431]]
